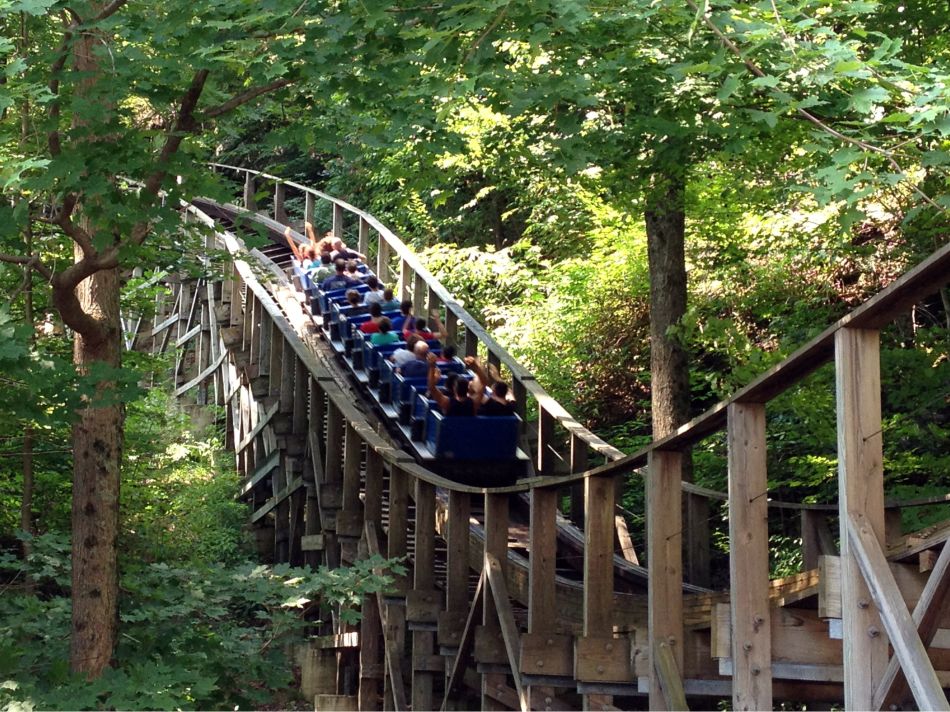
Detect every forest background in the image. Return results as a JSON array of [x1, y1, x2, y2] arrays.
[[0, 0, 948, 707]]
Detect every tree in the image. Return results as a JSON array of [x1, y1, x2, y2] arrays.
[[0, 0, 339, 677]]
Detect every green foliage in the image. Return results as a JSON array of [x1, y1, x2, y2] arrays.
[[0, 534, 402, 711]]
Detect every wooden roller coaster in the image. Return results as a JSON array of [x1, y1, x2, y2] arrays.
[[134, 165, 950, 711]]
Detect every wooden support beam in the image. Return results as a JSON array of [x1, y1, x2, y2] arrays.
[[243, 172, 256, 210], [484, 553, 528, 712], [333, 203, 344, 239], [654, 640, 688, 711], [835, 327, 888, 709], [442, 572, 485, 710], [412, 478, 436, 712], [482, 493, 509, 711], [413, 271, 426, 318], [274, 182, 287, 224], [305, 192, 315, 226], [875, 541, 950, 709], [570, 434, 587, 526], [847, 515, 949, 711], [648, 450, 684, 710], [528, 487, 557, 633], [236, 401, 279, 454], [538, 408, 555, 476], [727, 402, 772, 711], [388, 467, 409, 594], [365, 523, 408, 712], [377, 237, 392, 285], [584, 475, 614, 637]]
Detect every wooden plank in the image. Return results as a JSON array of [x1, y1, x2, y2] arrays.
[[175, 323, 201, 347], [875, 541, 950, 709], [615, 514, 639, 566], [412, 478, 436, 712], [847, 514, 949, 711], [647, 450, 684, 710], [584, 475, 614, 636], [174, 350, 227, 396], [239, 449, 280, 496], [654, 640, 688, 711], [388, 467, 409, 594], [835, 327, 888, 709], [727, 402, 772, 711], [341, 423, 363, 533], [442, 571, 484, 710], [251, 477, 303, 523], [150, 312, 179, 336], [236, 400, 279, 453], [364, 523, 409, 712], [482, 493, 509, 711], [528, 487, 557, 633], [446, 490, 471, 615], [484, 552, 528, 712], [537, 408, 555, 476]]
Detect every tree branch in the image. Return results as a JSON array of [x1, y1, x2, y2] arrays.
[[685, 0, 946, 213], [201, 77, 294, 119], [0, 253, 53, 282], [90, 0, 127, 23]]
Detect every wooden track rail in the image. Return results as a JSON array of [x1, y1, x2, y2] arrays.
[[140, 166, 950, 711]]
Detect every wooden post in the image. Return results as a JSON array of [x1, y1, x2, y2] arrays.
[[835, 327, 888, 709], [445, 490, 470, 686], [445, 310, 458, 346], [274, 182, 287, 224], [464, 327, 478, 359], [399, 260, 412, 303], [537, 408, 555, 476], [243, 172, 256, 211], [647, 450, 684, 710], [727, 402, 772, 710], [323, 402, 343, 569], [412, 478, 436, 711], [570, 434, 588, 526], [305, 192, 315, 226], [377, 237, 392, 285], [358, 217, 370, 258], [481, 493, 509, 711], [527, 486, 557, 709], [359, 452, 384, 710], [333, 203, 344, 239], [413, 273, 426, 319], [341, 423, 363, 562], [385, 466, 409, 707]]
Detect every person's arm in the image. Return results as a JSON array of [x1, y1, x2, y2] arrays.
[[427, 353, 450, 412], [284, 227, 302, 261], [428, 310, 447, 340], [464, 355, 494, 387]]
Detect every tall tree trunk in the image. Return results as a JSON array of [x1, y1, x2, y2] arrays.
[[645, 164, 689, 439], [68, 262, 123, 677], [645, 155, 710, 587], [19, 12, 34, 558]]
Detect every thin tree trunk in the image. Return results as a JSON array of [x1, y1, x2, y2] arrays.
[[645, 165, 689, 439], [68, 262, 123, 677], [645, 157, 710, 587], [19, 11, 34, 557], [66, 9, 123, 676]]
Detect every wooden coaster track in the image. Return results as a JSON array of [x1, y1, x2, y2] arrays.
[[134, 165, 950, 711]]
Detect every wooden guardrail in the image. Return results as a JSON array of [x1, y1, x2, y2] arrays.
[[155, 167, 950, 710]]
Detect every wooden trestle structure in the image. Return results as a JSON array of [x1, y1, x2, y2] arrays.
[[134, 165, 950, 711]]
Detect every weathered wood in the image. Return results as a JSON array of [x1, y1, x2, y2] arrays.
[[538, 408, 555, 476], [332, 203, 344, 238], [243, 172, 257, 210], [654, 640, 688, 711], [482, 493, 509, 711], [388, 467, 409, 594], [615, 514, 639, 566], [875, 541, 950, 709], [236, 400, 279, 454], [273, 182, 287, 224], [528, 487, 557, 633], [584, 475, 614, 637], [364, 523, 408, 712], [412, 478, 436, 712], [727, 402, 772, 711], [442, 571, 484, 710], [484, 552, 528, 712], [835, 327, 888, 709], [647, 450, 684, 710], [847, 514, 949, 711]]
